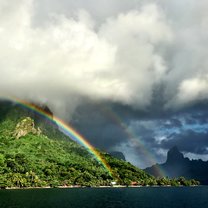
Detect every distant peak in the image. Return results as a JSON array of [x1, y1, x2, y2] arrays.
[[169, 146, 180, 153], [166, 146, 184, 163]]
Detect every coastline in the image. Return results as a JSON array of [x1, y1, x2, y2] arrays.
[[2, 185, 200, 190]]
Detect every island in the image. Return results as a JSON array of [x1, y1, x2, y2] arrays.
[[0, 101, 199, 188]]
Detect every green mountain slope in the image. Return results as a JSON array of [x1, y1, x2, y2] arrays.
[[0, 101, 199, 188]]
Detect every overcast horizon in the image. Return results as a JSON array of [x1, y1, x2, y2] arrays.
[[0, 0, 208, 168]]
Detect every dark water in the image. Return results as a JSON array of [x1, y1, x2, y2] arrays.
[[0, 187, 208, 208]]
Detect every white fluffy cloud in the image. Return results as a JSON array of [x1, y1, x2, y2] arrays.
[[99, 4, 172, 106], [0, 0, 172, 117], [0, 0, 208, 117], [172, 76, 208, 107]]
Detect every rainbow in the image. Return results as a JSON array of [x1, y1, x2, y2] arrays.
[[4, 97, 113, 177], [96, 104, 166, 177]]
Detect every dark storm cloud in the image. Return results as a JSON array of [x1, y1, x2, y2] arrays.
[[71, 102, 128, 150], [191, 113, 208, 125], [70, 99, 208, 167], [184, 117, 198, 125], [162, 118, 182, 129], [160, 130, 208, 155]]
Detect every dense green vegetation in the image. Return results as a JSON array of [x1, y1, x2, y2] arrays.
[[0, 101, 200, 188]]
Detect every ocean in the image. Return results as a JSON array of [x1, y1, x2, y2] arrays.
[[0, 186, 208, 208]]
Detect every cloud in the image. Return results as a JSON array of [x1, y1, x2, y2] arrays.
[[1, 0, 208, 115], [0, 0, 173, 117], [99, 4, 172, 107], [160, 130, 208, 155], [0, 0, 208, 114], [163, 0, 208, 108], [172, 77, 208, 107]]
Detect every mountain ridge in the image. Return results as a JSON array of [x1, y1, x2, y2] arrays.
[[145, 146, 208, 184]]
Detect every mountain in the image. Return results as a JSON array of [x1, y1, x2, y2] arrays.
[[109, 151, 126, 161], [0, 100, 156, 188], [145, 146, 208, 184]]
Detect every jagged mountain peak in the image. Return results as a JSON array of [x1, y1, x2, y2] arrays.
[[166, 146, 184, 163], [145, 146, 208, 184]]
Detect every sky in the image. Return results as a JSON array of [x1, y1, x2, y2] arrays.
[[0, 0, 208, 168]]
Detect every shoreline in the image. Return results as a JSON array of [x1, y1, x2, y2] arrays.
[[2, 185, 201, 190]]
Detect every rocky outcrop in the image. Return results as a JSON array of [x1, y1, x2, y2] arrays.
[[13, 117, 42, 139]]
